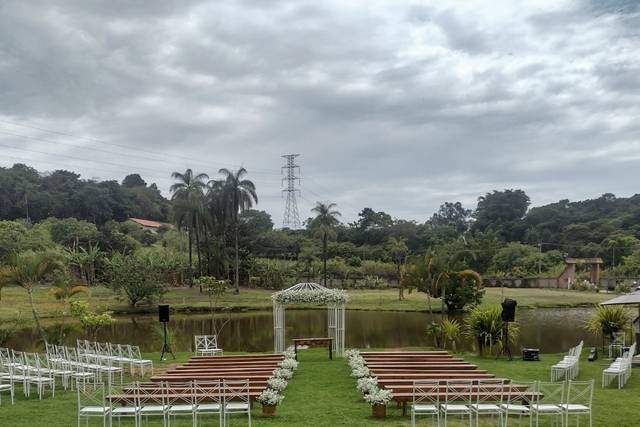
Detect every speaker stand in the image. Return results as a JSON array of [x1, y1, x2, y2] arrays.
[[160, 321, 175, 361], [496, 322, 513, 361]]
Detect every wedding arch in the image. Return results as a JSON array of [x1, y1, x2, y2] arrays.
[[272, 282, 348, 357]]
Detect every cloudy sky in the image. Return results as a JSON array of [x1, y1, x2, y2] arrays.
[[0, 0, 639, 226]]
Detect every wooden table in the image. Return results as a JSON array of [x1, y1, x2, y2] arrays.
[[292, 337, 333, 360]]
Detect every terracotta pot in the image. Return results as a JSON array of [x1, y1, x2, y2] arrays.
[[262, 404, 277, 417], [372, 404, 386, 418]]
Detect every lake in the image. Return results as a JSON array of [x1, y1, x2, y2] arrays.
[[8, 307, 599, 354]]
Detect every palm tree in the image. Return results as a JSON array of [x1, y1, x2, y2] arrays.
[[311, 202, 341, 287], [387, 237, 409, 300], [170, 169, 209, 279], [218, 168, 258, 294], [3, 251, 65, 344]]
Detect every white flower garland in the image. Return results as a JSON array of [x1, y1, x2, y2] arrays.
[[364, 387, 393, 406], [273, 367, 294, 380], [279, 358, 299, 371], [357, 376, 378, 394], [266, 377, 288, 392], [272, 288, 349, 305]]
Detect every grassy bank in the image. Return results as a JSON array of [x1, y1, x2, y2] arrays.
[[0, 285, 611, 323], [1, 348, 637, 426]]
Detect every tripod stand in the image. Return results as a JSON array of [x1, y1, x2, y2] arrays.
[[160, 321, 175, 361], [495, 322, 513, 361]]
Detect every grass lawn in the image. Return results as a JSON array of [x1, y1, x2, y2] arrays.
[[1, 347, 637, 426], [0, 285, 611, 323]]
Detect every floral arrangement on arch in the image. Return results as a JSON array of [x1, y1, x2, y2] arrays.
[[272, 288, 349, 305]]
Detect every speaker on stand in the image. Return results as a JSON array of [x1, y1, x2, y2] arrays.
[[158, 305, 175, 361], [496, 298, 517, 361]]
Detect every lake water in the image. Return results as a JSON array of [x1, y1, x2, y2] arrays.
[[8, 307, 599, 354]]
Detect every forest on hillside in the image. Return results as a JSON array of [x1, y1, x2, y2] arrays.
[[2, 162, 640, 301]]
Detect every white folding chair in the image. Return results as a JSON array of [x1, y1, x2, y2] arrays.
[[194, 335, 223, 356], [136, 381, 168, 426], [129, 346, 153, 377], [77, 381, 110, 427], [470, 379, 504, 427], [0, 364, 14, 406], [194, 379, 223, 427], [24, 352, 55, 399], [560, 380, 593, 427], [223, 379, 252, 427], [440, 379, 473, 427], [532, 381, 564, 426], [165, 380, 196, 426], [109, 383, 140, 427], [501, 380, 536, 427], [411, 379, 440, 427]]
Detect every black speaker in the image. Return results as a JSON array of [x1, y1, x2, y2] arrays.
[[501, 298, 517, 322], [158, 305, 170, 323]]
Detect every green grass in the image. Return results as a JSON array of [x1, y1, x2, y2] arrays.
[[0, 286, 611, 324], [1, 348, 637, 426]]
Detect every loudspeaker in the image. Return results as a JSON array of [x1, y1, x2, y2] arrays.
[[158, 305, 170, 323], [501, 298, 517, 322]]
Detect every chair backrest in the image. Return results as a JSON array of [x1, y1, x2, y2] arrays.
[[537, 381, 564, 405], [163, 380, 194, 407], [223, 379, 250, 404], [97, 342, 111, 356], [445, 380, 473, 406], [566, 380, 594, 408], [475, 379, 505, 405], [129, 345, 142, 360], [194, 379, 222, 406], [412, 379, 440, 406], [78, 382, 106, 410], [135, 381, 164, 407], [109, 383, 138, 409], [0, 347, 10, 365]]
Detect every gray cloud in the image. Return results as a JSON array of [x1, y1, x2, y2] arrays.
[[0, 0, 639, 226]]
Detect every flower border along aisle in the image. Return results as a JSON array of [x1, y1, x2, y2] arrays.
[[257, 350, 299, 417], [272, 283, 349, 357], [346, 349, 393, 418]]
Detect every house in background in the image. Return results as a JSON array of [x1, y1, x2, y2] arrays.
[[128, 217, 167, 233]]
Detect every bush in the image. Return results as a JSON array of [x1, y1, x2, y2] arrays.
[[614, 282, 631, 294], [104, 253, 167, 307], [464, 305, 519, 356], [585, 305, 632, 339], [573, 280, 598, 292]]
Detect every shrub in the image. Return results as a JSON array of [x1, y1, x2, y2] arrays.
[[464, 305, 519, 356], [69, 300, 114, 340], [104, 253, 167, 307], [266, 377, 288, 392], [614, 282, 631, 294], [585, 305, 632, 340]]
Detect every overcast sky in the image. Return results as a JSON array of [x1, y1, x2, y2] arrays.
[[1, 0, 639, 226]]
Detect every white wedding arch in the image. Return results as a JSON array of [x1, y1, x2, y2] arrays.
[[272, 282, 348, 357]]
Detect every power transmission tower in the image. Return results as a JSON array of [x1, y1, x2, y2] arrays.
[[281, 154, 301, 229]]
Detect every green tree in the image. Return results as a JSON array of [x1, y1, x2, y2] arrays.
[[218, 168, 258, 294], [311, 202, 342, 287], [429, 202, 471, 235], [2, 250, 66, 343], [105, 253, 167, 307], [387, 237, 409, 300], [171, 168, 209, 280], [473, 189, 530, 240]]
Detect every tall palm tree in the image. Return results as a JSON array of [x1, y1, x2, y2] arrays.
[[206, 179, 230, 279], [170, 169, 209, 279], [388, 237, 409, 300], [311, 202, 341, 287], [218, 168, 258, 294], [3, 251, 65, 344]]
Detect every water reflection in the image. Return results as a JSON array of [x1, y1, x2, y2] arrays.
[[9, 308, 597, 354]]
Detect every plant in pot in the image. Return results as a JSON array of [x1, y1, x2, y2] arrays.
[[364, 387, 393, 418], [257, 388, 285, 417]]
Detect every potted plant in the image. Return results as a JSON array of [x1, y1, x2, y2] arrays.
[[257, 388, 285, 417], [364, 387, 393, 418], [356, 376, 378, 394], [267, 377, 288, 392]]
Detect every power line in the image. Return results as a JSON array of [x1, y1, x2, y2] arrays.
[[0, 119, 282, 175]]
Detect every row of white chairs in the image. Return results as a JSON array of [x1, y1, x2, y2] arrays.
[[45, 345, 124, 387], [0, 349, 56, 401], [603, 342, 636, 389], [411, 378, 594, 427], [75, 340, 153, 376], [551, 340, 583, 382], [78, 379, 252, 427]]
